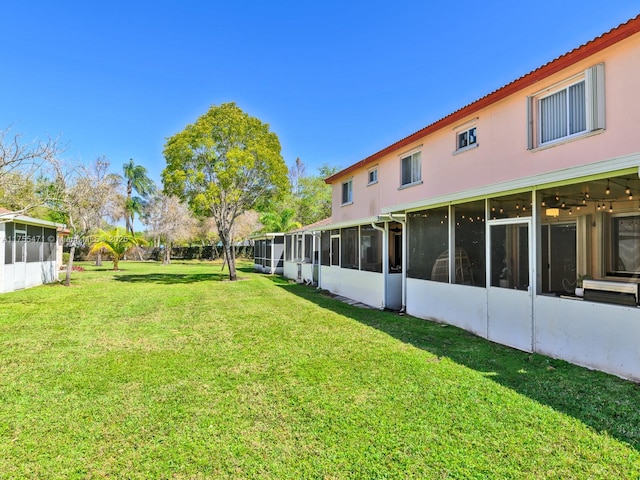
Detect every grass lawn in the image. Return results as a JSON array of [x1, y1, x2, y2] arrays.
[[1, 260, 639, 479]]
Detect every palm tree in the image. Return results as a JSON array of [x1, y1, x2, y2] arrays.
[[259, 208, 302, 233], [123, 159, 156, 235], [89, 227, 147, 271]]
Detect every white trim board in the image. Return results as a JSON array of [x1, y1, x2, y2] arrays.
[[381, 152, 640, 214]]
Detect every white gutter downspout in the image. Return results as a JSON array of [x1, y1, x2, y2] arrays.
[[314, 231, 322, 288], [371, 220, 388, 310], [389, 213, 406, 313]]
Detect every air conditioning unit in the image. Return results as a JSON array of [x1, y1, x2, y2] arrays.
[[583, 279, 638, 307]]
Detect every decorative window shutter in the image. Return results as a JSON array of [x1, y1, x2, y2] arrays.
[[585, 63, 605, 131], [526, 96, 534, 150]]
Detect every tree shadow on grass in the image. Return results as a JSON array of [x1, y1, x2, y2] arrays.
[[114, 272, 226, 284], [272, 279, 640, 452]]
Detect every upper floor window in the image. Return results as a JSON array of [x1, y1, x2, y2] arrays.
[[457, 126, 477, 151], [341, 179, 353, 205], [400, 151, 421, 187], [539, 81, 586, 144], [527, 63, 605, 149], [368, 168, 378, 185]]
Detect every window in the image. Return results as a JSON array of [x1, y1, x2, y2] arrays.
[[454, 201, 486, 287], [368, 168, 378, 185], [266, 240, 272, 267], [27, 225, 43, 263], [527, 64, 605, 149], [4, 222, 14, 265], [360, 226, 382, 272], [341, 227, 359, 270], [44, 228, 56, 262], [539, 81, 586, 143], [400, 151, 421, 187], [295, 234, 302, 262], [14, 223, 26, 263], [457, 127, 477, 151], [342, 179, 353, 205], [610, 215, 640, 275], [331, 231, 340, 266], [490, 223, 529, 291], [321, 231, 331, 266], [285, 235, 292, 261], [407, 208, 449, 281], [304, 235, 312, 263]]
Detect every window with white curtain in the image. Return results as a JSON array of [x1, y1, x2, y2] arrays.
[[527, 63, 605, 149], [400, 151, 421, 187]]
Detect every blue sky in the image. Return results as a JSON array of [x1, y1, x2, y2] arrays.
[[1, 2, 638, 186]]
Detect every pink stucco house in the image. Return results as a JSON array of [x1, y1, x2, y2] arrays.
[[279, 16, 640, 381]]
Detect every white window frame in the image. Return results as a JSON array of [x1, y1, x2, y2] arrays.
[[399, 150, 422, 188], [538, 79, 586, 145], [527, 63, 605, 150], [367, 167, 378, 186], [341, 179, 353, 205], [456, 126, 478, 153]]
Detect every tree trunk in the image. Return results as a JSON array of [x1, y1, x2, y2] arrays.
[[125, 214, 134, 236], [222, 236, 236, 281], [163, 241, 171, 265], [95, 251, 103, 266]]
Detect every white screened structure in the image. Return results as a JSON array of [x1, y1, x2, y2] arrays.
[[0, 212, 65, 293], [252, 233, 285, 274], [283, 230, 321, 286]]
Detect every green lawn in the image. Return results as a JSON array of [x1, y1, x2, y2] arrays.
[[1, 261, 639, 479]]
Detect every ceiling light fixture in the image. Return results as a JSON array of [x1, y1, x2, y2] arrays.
[[546, 208, 560, 217]]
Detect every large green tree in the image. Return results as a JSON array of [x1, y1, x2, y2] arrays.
[[122, 158, 155, 235], [162, 102, 288, 280], [295, 163, 337, 226]]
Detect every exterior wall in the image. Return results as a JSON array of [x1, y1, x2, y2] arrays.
[[387, 273, 402, 311], [3, 265, 15, 293], [300, 263, 315, 284], [320, 266, 384, 309], [534, 296, 640, 382], [406, 279, 488, 338], [1, 221, 61, 294], [25, 261, 58, 288], [0, 224, 4, 291], [330, 34, 640, 224], [282, 261, 316, 284], [406, 280, 640, 381], [283, 261, 297, 281]]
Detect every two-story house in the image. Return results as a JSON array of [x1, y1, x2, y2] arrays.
[[276, 16, 640, 381]]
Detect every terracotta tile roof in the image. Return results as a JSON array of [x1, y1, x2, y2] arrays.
[[292, 217, 332, 232], [326, 15, 640, 184]]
